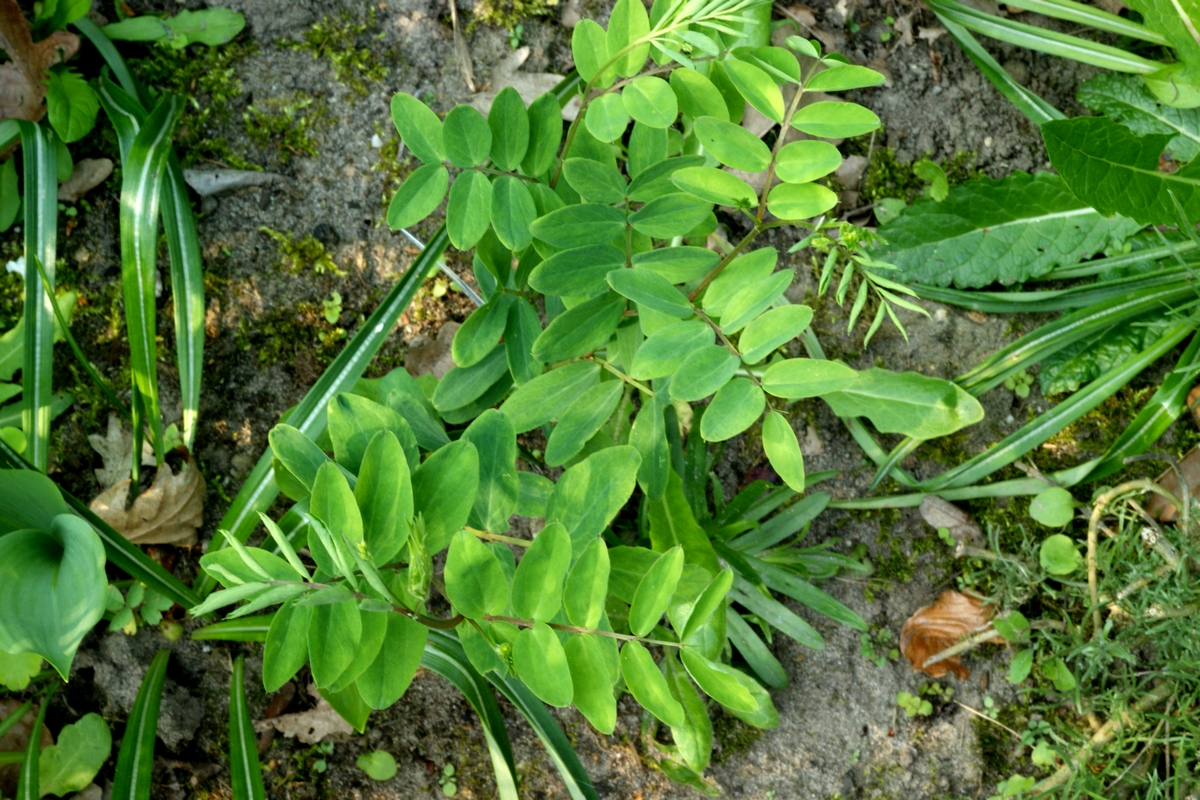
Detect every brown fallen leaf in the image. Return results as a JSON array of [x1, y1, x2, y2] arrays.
[[900, 590, 1000, 679], [87, 415, 155, 490], [254, 686, 353, 744], [1146, 444, 1200, 522], [90, 459, 204, 546], [919, 496, 985, 548], [0, 0, 79, 123]]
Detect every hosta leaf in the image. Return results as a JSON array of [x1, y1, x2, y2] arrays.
[[1042, 116, 1200, 225], [700, 378, 765, 442], [821, 368, 985, 439], [872, 170, 1142, 288]]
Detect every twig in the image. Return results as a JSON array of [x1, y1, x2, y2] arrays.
[[952, 701, 1021, 740]]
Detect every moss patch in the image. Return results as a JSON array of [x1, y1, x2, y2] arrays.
[[282, 9, 391, 99], [711, 709, 762, 764], [860, 144, 982, 204], [244, 94, 334, 163]]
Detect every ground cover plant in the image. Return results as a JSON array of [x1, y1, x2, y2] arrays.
[[7, 0, 1200, 798]]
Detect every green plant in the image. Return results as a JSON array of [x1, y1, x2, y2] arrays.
[[357, 750, 397, 781], [229, 655, 267, 800], [283, 9, 389, 98], [896, 690, 932, 717], [437, 763, 458, 796]]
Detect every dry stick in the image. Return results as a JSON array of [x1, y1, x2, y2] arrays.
[[1032, 681, 1175, 795], [1087, 480, 1183, 639], [953, 701, 1022, 740]]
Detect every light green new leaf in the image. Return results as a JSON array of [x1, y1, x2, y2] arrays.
[[725, 59, 784, 122], [462, 410, 520, 533], [1030, 486, 1075, 527], [564, 537, 610, 629], [586, 93, 632, 142], [767, 182, 838, 220], [565, 635, 617, 733], [311, 461, 364, 550], [442, 104, 492, 167], [775, 140, 843, 184], [447, 170, 492, 250], [0, 515, 105, 679], [572, 20, 612, 85], [761, 358, 856, 399], [513, 622, 574, 706], [648, 471, 721, 574], [681, 569, 733, 642], [607, 0, 651, 77], [718, 270, 792, 333], [620, 642, 684, 726], [99, 8, 245, 46], [630, 546, 685, 636], [693, 116, 771, 171], [328, 610, 388, 692], [46, 69, 99, 143], [328, 392, 417, 474], [806, 65, 887, 91], [822, 368, 985, 439], [738, 305, 813, 364], [413, 439, 479, 553], [307, 599, 362, 687], [623, 76, 678, 127], [39, 713, 111, 797], [445, 530, 510, 618], [512, 522, 572, 621], [670, 68, 729, 120], [680, 650, 759, 712], [762, 411, 804, 492], [545, 381, 624, 466], [664, 654, 713, 772], [700, 378, 765, 442], [388, 163, 449, 230], [356, 430, 413, 565], [390, 93, 445, 163], [671, 166, 757, 208], [792, 101, 880, 138], [268, 424, 331, 490], [263, 599, 311, 691]]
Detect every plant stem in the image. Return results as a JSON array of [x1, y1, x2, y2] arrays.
[[467, 527, 531, 548], [688, 226, 760, 301]]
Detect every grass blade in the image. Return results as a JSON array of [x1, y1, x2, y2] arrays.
[[486, 670, 602, 800], [161, 156, 205, 449], [18, 121, 57, 472], [191, 614, 274, 642], [1043, 238, 1198, 281], [14, 686, 54, 800], [1000, 0, 1165, 44], [422, 629, 519, 800], [73, 17, 142, 101], [229, 655, 266, 800], [927, 0, 1064, 126], [199, 227, 449, 595], [0, 436, 199, 607], [924, 321, 1194, 491], [0, 700, 33, 739], [112, 649, 170, 800], [914, 270, 1191, 314], [726, 609, 788, 689]]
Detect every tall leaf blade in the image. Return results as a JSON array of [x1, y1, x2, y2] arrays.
[[112, 649, 170, 800], [229, 655, 266, 800], [14, 688, 52, 800], [161, 158, 205, 448]]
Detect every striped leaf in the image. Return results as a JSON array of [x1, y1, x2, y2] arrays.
[[229, 655, 266, 800], [112, 650, 169, 800], [14, 688, 52, 800]]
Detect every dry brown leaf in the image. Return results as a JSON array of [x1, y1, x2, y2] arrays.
[[254, 687, 353, 744], [919, 26, 948, 44], [900, 591, 1000, 679], [0, 0, 79, 122], [919, 496, 985, 548], [58, 158, 113, 203], [90, 459, 204, 546], [87, 415, 155, 490], [1146, 444, 1200, 522]]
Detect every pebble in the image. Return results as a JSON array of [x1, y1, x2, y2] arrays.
[[370, 133, 383, 148]]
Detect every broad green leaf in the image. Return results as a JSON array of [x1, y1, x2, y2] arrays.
[[607, 0, 651, 77], [523, 92, 563, 176], [412, 440, 479, 553], [767, 182, 838, 220], [490, 175, 537, 252], [563, 158, 627, 204], [461, 410, 520, 533], [268, 424, 331, 491], [319, 682, 371, 733], [746, 46, 801, 84], [571, 20, 613, 85], [445, 530, 510, 618], [671, 166, 757, 208], [564, 537, 611, 628], [327, 609, 388, 692], [623, 76, 678, 127], [1077, 73, 1200, 161], [565, 635, 617, 733], [718, 270, 792, 333], [681, 569, 733, 642], [670, 68, 729, 120], [629, 399, 669, 499], [632, 246, 719, 283], [0, 515, 105, 678], [545, 380, 624, 466], [39, 713, 110, 796], [546, 445, 641, 555], [389, 93, 444, 163], [517, 471, 554, 517], [680, 650, 758, 712], [311, 461, 363, 550], [530, 244, 625, 296], [822, 368, 985, 439], [1008, 649, 1034, 684], [724, 59, 785, 122], [1040, 534, 1082, 575], [700, 378, 764, 442], [446, 170, 492, 250], [1030, 487, 1075, 527], [512, 522, 572, 621], [328, 392, 417, 474], [488, 87, 530, 171], [664, 655, 712, 772], [1043, 116, 1200, 224], [628, 154, 707, 201], [670, 345, 740, 402], [46, 69, 99, 143], [629, 193, 712, 238], [387, 163, 448, 230], [513, 622, 573, 706], [505, 298, 543, 385], [442, 104, 492, 167], [762, 411, 804, 492], [531, 203, 626, 248], [628, 121, 668, 176], [703, 247, 776, 317], [872, 170, 1141, 288], [307, 599, 362, 687], [806, 65, 887, 91], [433, 344, 509, 411], [500, 361, 600, 432], [1041, 656, 1077, 692], [648, 471, 721, 574], [693, 116, 771, 172], [263, 599, 311, 691], [1124, 0, 1200, 107], [792, 101, 880, 138], [453, 295, 514, 369], [629, 320, 714, 380], [358, 613, 427, 709], [630, 546, 685, 636], [585, 93, 631, 142], [98, 7, 244, 45], [607, 268, 693, 317], [738, 305, 812, 365], [775, 140, 843, 184], [0, 471, 70, 533], [620, 641, 684, 726], [531, 291, 626, 362], [761, 358, 856, 399]]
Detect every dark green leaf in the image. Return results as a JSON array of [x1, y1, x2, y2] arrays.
[[327, 392, 417, 475], [447, 170, 493, 250], [433, 344, 509, 411], [453, 295, 515, 369], [629, 399, 670, 499], [562, 158, 627, 204], [523, 92, 563, 176], [111, 650, 169, 800], [307, 599, 362, 687], [46, 69, 99, 143], [531, 203, 626, 249], [699, 378, 764, 442], [530, 245, 626, 297], [631, 246, 719, 283], [461, 409, 520, 532], [490, 175, 537, 252], [693, 116, 771, 172], [505, 298, 543, 386], [1077, 72, 1200, 162], [442, 105, 493, 167], [390, 93, 444, 164], [387, 163, 448, 230], [531, 292, 626, 362]]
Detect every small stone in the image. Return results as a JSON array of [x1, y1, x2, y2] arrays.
[[57, 157, 113, 203], [1002, 59, 1028, 85], [370, 133, 383, 148]]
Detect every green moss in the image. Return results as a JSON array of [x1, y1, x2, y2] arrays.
[[283, 9, 391, 99], [860, 144, 982, 204], [259, 227, 344, 276], [370, 130, 408, 209], [244, 93, 333, 163], [129, 39, 259, 168], [711, 710, 762, 764], [0, 270, 21, 332], [471, 0, 559, 33]]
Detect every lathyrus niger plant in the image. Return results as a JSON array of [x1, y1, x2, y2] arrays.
[[192, 0, 989, 782]]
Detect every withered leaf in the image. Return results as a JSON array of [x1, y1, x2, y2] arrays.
[[89, 459, 204, 546], [1146, 443, 1200, 522], [0, 0, 79, 123], [900, 590, 1000, 679], [87, 415, 155, 490], [253, 687, 352, 744], [919, 496, 985, 548]]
